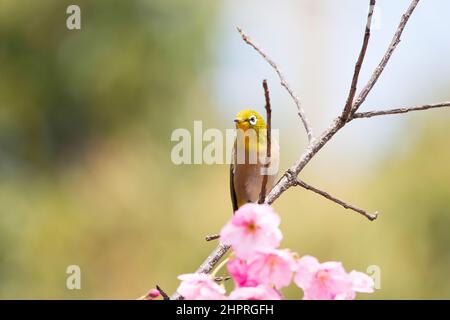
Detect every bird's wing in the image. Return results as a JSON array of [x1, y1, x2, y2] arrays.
[[230, 163, 238, 213], [230, 142, 238, 213]]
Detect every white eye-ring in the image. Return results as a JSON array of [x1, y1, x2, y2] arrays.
[[249, 115, 257, 125]]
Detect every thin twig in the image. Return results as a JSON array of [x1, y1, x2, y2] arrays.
[[156, 285, 170, 301], [171, 243, 230, 300], [342, 0, 376, 121], [195, 243, 230, 274], [352, 102, 450, 119], [214, 276, 231, 282], [265, 117, 344, 205], [258, 79, 272, 204], [294, 179, 378, 221], [205, 234, 220, 241], [237, 27, 314, 142], [351, 0, 421, 114]]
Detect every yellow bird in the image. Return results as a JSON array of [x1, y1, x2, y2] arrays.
[[230, 109, 279, 211]]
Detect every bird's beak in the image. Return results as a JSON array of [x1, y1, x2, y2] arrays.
[[234, 116, 246, 123], [234, 117, 248, 130]]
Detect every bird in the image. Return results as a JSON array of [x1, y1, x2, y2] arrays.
[[230, 109, 279, 212]]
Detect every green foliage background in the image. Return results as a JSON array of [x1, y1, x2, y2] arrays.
[[0, 0, 449, 299]]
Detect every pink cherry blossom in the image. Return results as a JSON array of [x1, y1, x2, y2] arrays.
[[293, 255, 321, 290], [294, 255, 374, 300], [220, 203, 282, 259], [229, 285, 282, 300], [177, 273, 226, 300], [227, 257, 260, 287], [349, 270, 375, 293], [246, 249, 296, 289], [147, 288, 160, 299]]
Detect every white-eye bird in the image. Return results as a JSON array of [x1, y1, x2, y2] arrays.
[[230, 109, 279, 211]]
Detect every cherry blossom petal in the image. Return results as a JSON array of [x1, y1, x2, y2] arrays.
[[177, 273, 226, 300], [247, 249, 296, 289], [350, 270, 374, 293], [227, 257, 260, 287], [294, 255, 320, 289], [294, 256, 373, 300], [229, 285, 282, 300], [220, 204, 282, 259]]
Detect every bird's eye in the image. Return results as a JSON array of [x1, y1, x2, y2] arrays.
[[249, 115, 257, 125]]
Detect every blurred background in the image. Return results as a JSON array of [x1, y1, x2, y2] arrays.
[[0, 0, 449, 299]]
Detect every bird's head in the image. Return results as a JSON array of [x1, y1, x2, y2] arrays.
[[234, 109, 266, 132]]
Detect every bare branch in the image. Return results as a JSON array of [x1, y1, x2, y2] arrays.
[[194, 243, 230, 274], [258, 79, 272, 204], [237, 27, 314, 142], [342, 0, 376, 121], [353, 102, 450, 119], [214, 276, 231, 282], [171, 243, 230, 300], [205, 234, 220, 241], [265, 118, 345, 205], [352, 0, 421, 114], [156, 285, 170, 301], [294, 179, 378, 221]]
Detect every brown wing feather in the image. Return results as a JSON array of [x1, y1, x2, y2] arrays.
[[230, 163, 238, 213]]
